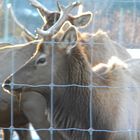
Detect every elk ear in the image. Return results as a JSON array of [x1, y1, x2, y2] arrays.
[[71, 12, 93, 28], [60, 26, 77, 53]]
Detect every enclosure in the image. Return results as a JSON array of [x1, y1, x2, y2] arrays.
[[0, 0, 140, 140]]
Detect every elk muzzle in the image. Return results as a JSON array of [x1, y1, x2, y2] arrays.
[[2, 78, 22, 93]]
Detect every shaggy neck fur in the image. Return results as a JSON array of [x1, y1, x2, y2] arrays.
[[41, 46, 113, 139], [37, 45, 127, 140]]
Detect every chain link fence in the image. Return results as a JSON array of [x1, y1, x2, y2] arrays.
[[0, 0, 140, 140]]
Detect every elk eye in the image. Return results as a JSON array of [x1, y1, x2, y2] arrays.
[[36, 57, 46, 65]]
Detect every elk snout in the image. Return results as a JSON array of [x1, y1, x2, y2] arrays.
[[3, 79, 12, 92], [3, 78, 23, 93]]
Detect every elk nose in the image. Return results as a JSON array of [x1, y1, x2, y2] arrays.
[[3, 79, 12, 92]]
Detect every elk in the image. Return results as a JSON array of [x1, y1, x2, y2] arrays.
[[3, 22, 140, 140], [0, 1, 92, 139], [0, 43, 32, 140], [29, 0, 131, 66], [0, 43, 41, 140], [1, 0, 132, 139], [0, 42, 66, 140], [0, 4, 46, 139]]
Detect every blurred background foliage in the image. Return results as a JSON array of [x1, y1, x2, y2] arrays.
[[0, 0, 140, 48]]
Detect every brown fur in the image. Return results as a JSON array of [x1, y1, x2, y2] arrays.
[[0, 43, 32, 140], [54, 23, 131, 66], [77, 30, 131, 66], [0, 4, 92, 140], [0, 42, 53, 140], [4, 25, 140, 140]]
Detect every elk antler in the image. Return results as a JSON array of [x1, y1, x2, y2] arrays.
[[36, 1, 81, 38], [56, 1, 65, 11], [28, 0, 51, 17], [28, 0, 49, 12], [8, 4, 36, 39]]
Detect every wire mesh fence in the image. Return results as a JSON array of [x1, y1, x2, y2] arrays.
[[0, 0, 140, 140]]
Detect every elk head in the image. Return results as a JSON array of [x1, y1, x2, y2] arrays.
[[3, 21, 81, 94], [4, 0, 86, 94]]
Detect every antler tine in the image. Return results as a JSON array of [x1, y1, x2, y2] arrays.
[[8, 4, 36, 39], [28, 0, 50, 14], [36, 1, 81, 37], [56, 1, 65, 11]]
